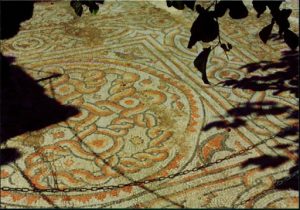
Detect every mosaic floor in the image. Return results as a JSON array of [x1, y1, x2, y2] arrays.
[[0, 0, 299, 208]]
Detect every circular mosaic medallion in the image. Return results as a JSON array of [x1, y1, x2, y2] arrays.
[[3, 58, 205, 205]]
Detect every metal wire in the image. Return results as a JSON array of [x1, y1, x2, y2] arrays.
[[1, 135, 285, 194]]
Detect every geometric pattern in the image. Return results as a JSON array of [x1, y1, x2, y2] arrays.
[[0, 0, 298, 208]]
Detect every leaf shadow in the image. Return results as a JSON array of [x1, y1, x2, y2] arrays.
[[223, 50, 299, 97], [241, 155, 289, 169], [202, 50, 299, 191]]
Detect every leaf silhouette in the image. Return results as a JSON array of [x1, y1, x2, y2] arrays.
[[194, 47, 211, 84], [214, 0, 228, 18], [276, 13, 290, 35], [70, 0, 83, 17], [94, 0, 104, 4], [221, 43, 229, 51], [171, 1, 185, 10], [252, 0, 267, 18], [184, 0, 196, 10], [267, 0, 282, 14], [88, 2, 99, 14], [166, 0, 195, 10], [188, 7, 219, 48], [220, 43, 232, 52], [227, 43, 232, 49], [228, 0, 248, 19], [281, 9, 292, 19], [259, 22, 274, 44], [284, 29, 299, 50], [166, 0, 172, 7]]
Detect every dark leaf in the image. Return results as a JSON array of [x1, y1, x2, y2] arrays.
[[194, 47, 211, 84], [227, 43, 232, 49], [70, 0, 77, 8], [187, 35, 197, 49], [184, 0, 196, 10], [188, 9, 219, 48], [94, 0, 104, 4], [80, 1, 90, 6], [201, 18, 219, 42], [276, 12, 290, 35], [259, 22, 274, 44], [189, 8, 219, 46], [221, 43, 229, 51], [188, 9, 203, 48], [252, 0, 267, 18], [214, 0, 228, 17], [75, 5, 83, 17], [195, 5, 204, 13], [221, 43, 232, 52], [278, 19, 290, 36], [166, 0, 172, 7], [70, 0, 83, 17], [281, 9, 292, 19], [88, 2, 99, 14], [267, 0, 283, 14], [284, 29, 299, 50], [172, 1, 185, 10], [228, 0, 248, 19]]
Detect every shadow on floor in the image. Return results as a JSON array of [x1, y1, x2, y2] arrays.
[[0, 1, 34, 39], [0, 3, 186, 207], [1, 1, 79, 166], [0, 54, 79, 165], [222, 50, 299, 97], [203, 50, 299, 191]]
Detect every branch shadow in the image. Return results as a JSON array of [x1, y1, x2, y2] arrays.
[[203, 50, 299, 191]]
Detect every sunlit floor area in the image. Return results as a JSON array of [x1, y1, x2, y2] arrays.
[[0, 0, 299, 208]]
